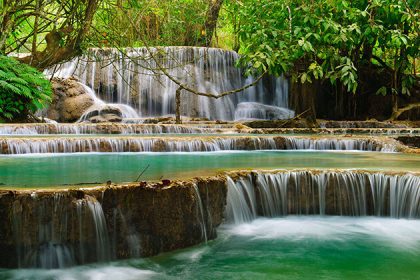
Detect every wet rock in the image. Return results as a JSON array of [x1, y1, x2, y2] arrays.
[[0, 177, 227, 267], [45, 77, 95, 122], [396, 136, 420, 148], [79, 104, 138, 123]]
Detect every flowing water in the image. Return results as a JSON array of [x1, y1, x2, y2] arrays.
[[12, 195, 112, 269], [0, 135, 399, 154], [45, 47, 291, 120], [2, 216, 420, 280], [3, 47, 418, 279], [226, 171, 420, 219], [0, 151, 419, 187]]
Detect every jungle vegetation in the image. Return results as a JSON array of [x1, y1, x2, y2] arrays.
[[0, 0, 418, 121]]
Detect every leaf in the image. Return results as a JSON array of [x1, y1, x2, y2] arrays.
[[301, 73, 307, 83]]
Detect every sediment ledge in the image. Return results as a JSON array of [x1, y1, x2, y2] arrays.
[[1, 122, 419, 135], [243, 119, 420, 129], [0, 135, 406, 153], [0, 177, 227, 268], [0, 169, 419, 268]]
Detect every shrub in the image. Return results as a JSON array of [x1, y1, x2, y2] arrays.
[[0, 56, 52, 121]]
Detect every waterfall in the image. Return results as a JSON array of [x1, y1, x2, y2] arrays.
[[226, 176, 257, 223], [193, 184, 208, 243], [225, 171, 420, 224], [283, 137, 397, 152], [77, 83, 140, 121], [46, 47, 291, 120], [0, 136, 399, 154], [76, 197, 111, 262], [0, 136, 277, 154], [111, 208, 141, 258], [1, 123, 418, 136], [12, 194, 112, 268], [0, 123, 211, 135], [12, 194, 75, 269], [234, 102, 295, 120]]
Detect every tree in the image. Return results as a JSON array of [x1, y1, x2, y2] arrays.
[[119, 11, 265, 123], [1, 0, 101, 70], [92, 0, 223, 48], [236, 0, 419, 118], [197, 0, 224, 47]]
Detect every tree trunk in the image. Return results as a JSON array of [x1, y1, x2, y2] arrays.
[[197, 0, 224, 47], [18, 0, 100, 71], [290, 80, 317, 122], [175, 87, 182, 124]]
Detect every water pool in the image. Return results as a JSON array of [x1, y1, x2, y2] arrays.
[[2, 216, 420, 280], [0, 151, 418, 188]]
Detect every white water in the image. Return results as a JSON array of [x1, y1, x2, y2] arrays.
[[224, 216, 420, 250], [193, 184, 208, 243], [5, 265, 158, 280], [12, 194, 112, 268], [234, 102, 295, 120], [77, 83, 140, 122], [0, 137, 277, 153], [46, 47, 291, 120], [0, 124, 208, 135], [0, 136, 399, 154], [226, 171, 420, 223], [284, 137, 397, 152], [5, 217, 420, 279]]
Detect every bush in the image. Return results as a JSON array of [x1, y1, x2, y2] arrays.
[[0, 56, 52, 121]]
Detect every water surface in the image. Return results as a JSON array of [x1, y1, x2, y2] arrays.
[[0, 151, 418, 188], [2, 216, 420, 280]]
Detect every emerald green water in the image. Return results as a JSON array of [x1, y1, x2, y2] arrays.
[[2, 216, 420, 280], [0, 151, 419, 188]]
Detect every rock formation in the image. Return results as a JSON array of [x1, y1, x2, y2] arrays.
[[45, 78, 95, 122]]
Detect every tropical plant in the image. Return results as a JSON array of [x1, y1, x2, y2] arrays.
[[0, 0, 101, 70], [0, 56, 52, 121], [236, 0, 419, 100]]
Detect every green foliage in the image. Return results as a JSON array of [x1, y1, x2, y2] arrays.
[[236, 0, 419, 95], [0, 56, 52, 121], [92, 0, 209, 47]]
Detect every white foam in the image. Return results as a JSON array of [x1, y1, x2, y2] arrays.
[[7, 265, 158, 280], [223, 216, 420, 250]]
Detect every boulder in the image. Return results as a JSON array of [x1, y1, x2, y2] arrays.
[[44, 77, 95, 122], [79, 104, 139, 123]]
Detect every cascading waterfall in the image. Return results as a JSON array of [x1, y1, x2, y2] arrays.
[[1, 124, 418, 136], [110, 208, 141, 258], [78, 197, 112, 262], [226, 176, 257, 224], [234, 102, 295, 120], [225, 171, 420, 224], [283, 137, 397, 152], [0, 124, 209, 135], [0, 136, 399, 154], [12, 194, 112, 268], [12, 194, 75, 269], [77, 83, 140, 121], [46, 47, 292, 120], [193, 184, 208, 243], [0, 137, 276, 153]]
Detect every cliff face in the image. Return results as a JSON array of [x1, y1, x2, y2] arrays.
[[0, 178, 227, 268], [101, 178, 227, 258]]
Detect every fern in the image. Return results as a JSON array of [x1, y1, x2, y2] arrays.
[[0, 56, 52, 121]]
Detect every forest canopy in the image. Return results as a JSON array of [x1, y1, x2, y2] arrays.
[[0, 0, 418, 121]]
